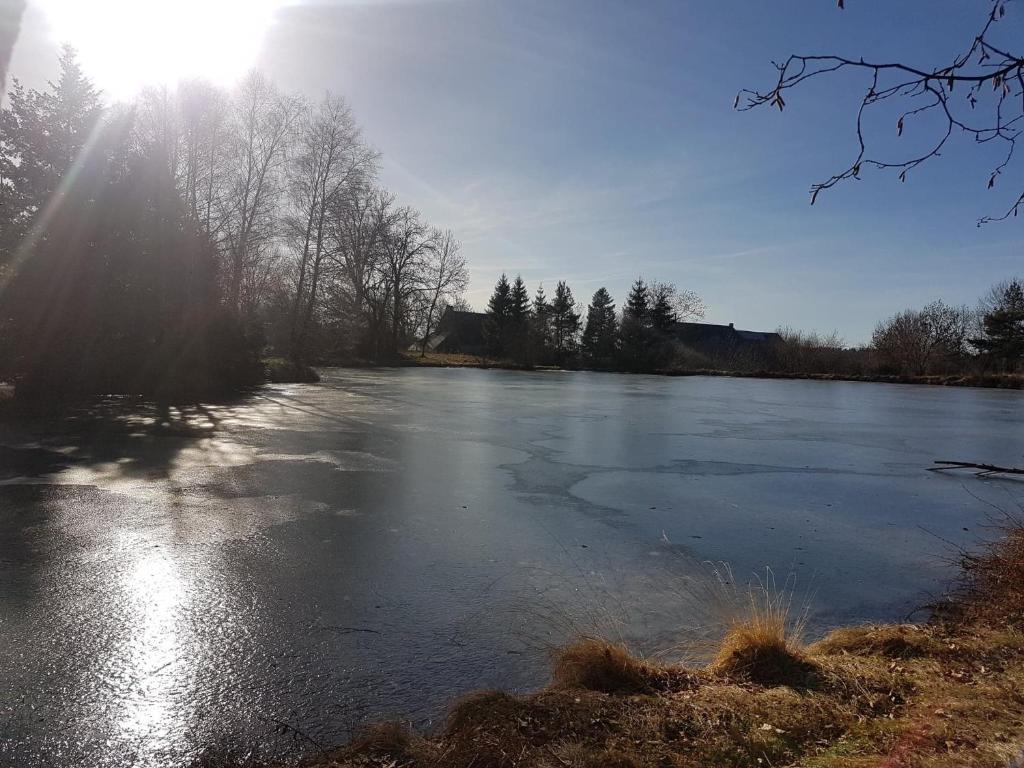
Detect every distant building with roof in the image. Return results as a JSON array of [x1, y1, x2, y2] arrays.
[[669, 321, 783, 358], [421, 307, 488, 355]]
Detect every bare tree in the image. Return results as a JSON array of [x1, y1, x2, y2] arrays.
[[381, 205, 433, 351], [739, 1, 1024, 222], [776, 328, 851, 374], [650, 281, 706, 323], [330, 188, 389, 302], [872, 300, 971, 374], [285, 93, 377, 361], [175, 80, 228, 231], [134, 81, 229, 236], [220, 73, 301, 314], [417, 228, 468, 355]]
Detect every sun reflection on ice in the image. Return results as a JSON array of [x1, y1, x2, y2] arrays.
[[116, 551, 188, 762]]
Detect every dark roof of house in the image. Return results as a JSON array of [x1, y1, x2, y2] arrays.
[[422, 308, 487, 353], [735, 328, 784, 342], [671, 321, 782, 344], [439, 308, 487, 330]]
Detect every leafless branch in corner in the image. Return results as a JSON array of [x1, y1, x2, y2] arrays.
[[737, 0, 1024, 224]]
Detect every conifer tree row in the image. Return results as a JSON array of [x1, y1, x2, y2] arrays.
[[482, 274, 702, 371]]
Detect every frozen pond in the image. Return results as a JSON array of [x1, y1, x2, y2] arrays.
[[2, 368, 1023, 766]]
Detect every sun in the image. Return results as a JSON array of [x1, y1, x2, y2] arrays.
[[34, 0, 288, 99]]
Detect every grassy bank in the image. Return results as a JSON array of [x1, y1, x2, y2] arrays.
[[399, 351, 539, 370], [662, 368, 1024, 390], [292, 521, 1024, 768], [399, 353, 1024, 390]]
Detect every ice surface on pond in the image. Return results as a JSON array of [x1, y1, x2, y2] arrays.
[[1, 368, 1022, 767]]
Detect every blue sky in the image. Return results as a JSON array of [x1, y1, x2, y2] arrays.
[[10, 0, 1024, 343]]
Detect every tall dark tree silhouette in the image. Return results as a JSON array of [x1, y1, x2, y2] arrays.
[[618, 277, 654, 371], [5, 121, 258, 398], [582, 287, 618, 366], [484, 273, 512, 357], [974, 279, 1024, 368], [531, 284, 552, 363], [549, 280, 581, 364], [0, 46, 103, 264], [507, 275, 531, 363], [0, 51, 261, 398], [650, 283, 678, 335]]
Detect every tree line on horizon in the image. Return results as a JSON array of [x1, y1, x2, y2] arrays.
[[479, 273, 708, 372], [0, 48, 469, 399], [471, 273, 1024, 379]]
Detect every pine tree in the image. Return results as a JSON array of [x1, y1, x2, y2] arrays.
[[531, 284, 552, 363], [649, 282, 682, 369], [550, 280, 581, 363], [507, 275, 531, 363], [650, 283, 678, 334], [0, 46, 104, 262], [623, 277, 650, 323], [7, 135, 259, 398], [582, 287, 618, 366], [974, 279, 1024, 370], [509, 275, 530, 324], [484, 273, 512, 357], [619, 277, 654, 371]]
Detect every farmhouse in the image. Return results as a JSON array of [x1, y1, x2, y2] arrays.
[[670, 321, 783, 354], [422, 308, 488, 355]]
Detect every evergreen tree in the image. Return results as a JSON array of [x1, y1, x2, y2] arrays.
[[507, 275, 531, 363], [974, 279, 1024, 370], [0, 46, 104, 263], [649, 281, 681, 368], [509, 275, 530, 324], [483, 273, 512, 357], [582, 287, 618, 366], [623, 277, 650, 322], [650, 283, 678, 334], [531, 284, 552, 364], [6, 127, 259, 399], [618, 277, 654, 371], [550, 280, 581, 363]]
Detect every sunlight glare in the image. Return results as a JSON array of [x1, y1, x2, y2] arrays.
[[34, 0, 288, 98]]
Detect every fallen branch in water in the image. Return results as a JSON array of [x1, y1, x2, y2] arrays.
[[930, 460, 1024, 477]]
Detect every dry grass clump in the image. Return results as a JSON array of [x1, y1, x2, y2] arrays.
[[550, 639, 693, 694], [710, 625, 818, 687], [812, 624, 946, 659], [705, 573, 819, 688], [947, 521, 1024, 629]]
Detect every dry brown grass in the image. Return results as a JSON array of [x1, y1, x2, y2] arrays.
[[812, 624, 947, 659], [295, 524, 1024, 768], [944, 520, 1024, 630], [698, 567, 819, 687], [550, 639, 694, 694]]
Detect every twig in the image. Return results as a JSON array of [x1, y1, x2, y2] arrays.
[[929, 460, 1024, 476], [260, 715, 326, 755]]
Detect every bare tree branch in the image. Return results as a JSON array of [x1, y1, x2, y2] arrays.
[[738, 0, 1024, 223]]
